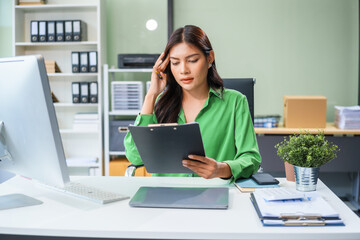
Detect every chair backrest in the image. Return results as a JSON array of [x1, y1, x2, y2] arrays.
[[223, 78, 255, 123]]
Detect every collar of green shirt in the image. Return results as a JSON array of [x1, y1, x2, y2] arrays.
[[178, 87, 223, 123]]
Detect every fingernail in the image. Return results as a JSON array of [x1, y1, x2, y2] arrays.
[[188, 155, 193, 158]]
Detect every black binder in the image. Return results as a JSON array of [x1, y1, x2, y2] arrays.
[[38, 21, 47, 42], [30, 21, 38, 42], [89, 51, 98, 72], [47, 21, 56, 42], [64, 20, 73, 41], [128, 122, 205, 174], [72, 82, 80, 103], [72, 20, 87, 41], [55, 21, 64, 41], [80, 52, 89, 73], [89, 82, 98, 103], [71, 52, 80, 73], [80, 82, 89, 103]]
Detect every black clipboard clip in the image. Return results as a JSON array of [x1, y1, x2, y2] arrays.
[[148, 123, 178, 127], [148, 123, 179, 131]]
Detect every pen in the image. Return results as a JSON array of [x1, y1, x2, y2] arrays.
[[156, 71, 163, 79]]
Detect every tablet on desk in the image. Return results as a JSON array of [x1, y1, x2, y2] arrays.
[[128, 122, 205, 174], [129, 186, 229, 209]]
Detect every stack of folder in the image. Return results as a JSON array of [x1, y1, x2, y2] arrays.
[[45, 60, 61, 73], [335, 105, 360, 129], [254, 115, 280, 128], [250, 190, 344, 226], [73, 113, 98, 131]]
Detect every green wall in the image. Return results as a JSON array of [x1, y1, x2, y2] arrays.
[[106, 0, 167, 67], [0, 0, 358, 121], [105, 0, 167, 81], [173, 0, 358, 121]]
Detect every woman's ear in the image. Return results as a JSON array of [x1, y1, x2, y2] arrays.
[[208, 50, 215, 68]]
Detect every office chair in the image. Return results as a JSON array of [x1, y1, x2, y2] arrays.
[[125, 164, 144, 177], [222, 78, 255, 123], [124, 78, 256, 176]]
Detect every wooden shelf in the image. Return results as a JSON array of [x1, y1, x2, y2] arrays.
[[255, 123, 360, 135]]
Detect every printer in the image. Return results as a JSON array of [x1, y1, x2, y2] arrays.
[[118, 54, 160, 68]]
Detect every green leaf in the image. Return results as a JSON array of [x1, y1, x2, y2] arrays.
[[274, 130, 340, 167]]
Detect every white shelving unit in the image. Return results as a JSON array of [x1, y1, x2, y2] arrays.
[[103, 64, 152, 176], [15, 41, 98, 46], [12, 0, 106, 176]]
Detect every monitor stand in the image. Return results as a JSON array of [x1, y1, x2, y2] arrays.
[[0, 193, 43, 210], [0, 170, 43, 210], [0, 122, 43, 210]]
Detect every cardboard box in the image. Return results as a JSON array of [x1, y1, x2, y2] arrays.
[[109, 158, 151, 177], [45, 60, 61, 73], [283, 95, 327, 128]]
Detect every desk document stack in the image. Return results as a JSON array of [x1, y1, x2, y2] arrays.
[[250, 190, 344, 226]]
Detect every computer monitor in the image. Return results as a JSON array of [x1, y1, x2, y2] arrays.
[[223, 78, 255, 122], [0, 55, 70, 208]]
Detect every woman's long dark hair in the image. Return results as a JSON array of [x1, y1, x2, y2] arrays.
[[155, 25, 223, 123]]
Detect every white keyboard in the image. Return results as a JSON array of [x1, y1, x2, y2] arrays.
[[51, 182, 129, 204], [256, 188, 305, 201]]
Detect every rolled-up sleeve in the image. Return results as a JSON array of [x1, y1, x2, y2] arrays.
[[124, 114, 157, 165], [223, 96, 261, 180]]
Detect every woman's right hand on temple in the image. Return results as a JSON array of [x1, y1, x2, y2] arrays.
[[148, 52, 170, 96]]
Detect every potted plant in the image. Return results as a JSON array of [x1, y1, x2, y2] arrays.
[[275, 131, 340, 191]]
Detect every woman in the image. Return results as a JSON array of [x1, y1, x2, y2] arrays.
[[124, 25, 261, 181]]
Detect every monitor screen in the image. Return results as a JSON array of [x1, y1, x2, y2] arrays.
[[0, 55, 69, 187]]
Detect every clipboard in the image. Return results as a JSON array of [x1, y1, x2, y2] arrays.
[[128, 122, 205, 174], [249, 192, 344, 226]]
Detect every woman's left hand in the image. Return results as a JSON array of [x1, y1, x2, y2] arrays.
[[182, 155, 232, 179]]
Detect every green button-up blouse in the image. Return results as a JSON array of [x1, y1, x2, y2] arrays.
[[124, 88, 261, 181]]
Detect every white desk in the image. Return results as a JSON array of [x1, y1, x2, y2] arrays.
[[0, 176, 359, 240]]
